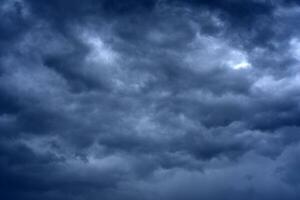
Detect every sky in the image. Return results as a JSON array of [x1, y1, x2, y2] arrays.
[[1, 0, 300, 199]]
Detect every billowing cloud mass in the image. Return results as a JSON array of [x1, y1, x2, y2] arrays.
[[1, 0, 300, 199]]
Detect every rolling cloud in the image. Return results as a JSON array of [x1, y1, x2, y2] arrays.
[[1, 0, 300, 199]]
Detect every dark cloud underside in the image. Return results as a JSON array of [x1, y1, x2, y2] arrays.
[[1, 0, 300, 200]]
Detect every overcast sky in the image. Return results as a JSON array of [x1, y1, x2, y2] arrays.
[[1, 0, 300, 199]]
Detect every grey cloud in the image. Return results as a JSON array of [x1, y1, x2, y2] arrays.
[[1, 0, 300, 200]]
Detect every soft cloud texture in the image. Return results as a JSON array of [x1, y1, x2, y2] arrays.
[[1, 0, 300, 200]]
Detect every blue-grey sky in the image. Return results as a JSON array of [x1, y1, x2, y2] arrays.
[[1, 0, 300, 199]]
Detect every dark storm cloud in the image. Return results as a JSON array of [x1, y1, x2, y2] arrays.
[[1, 0, 300, 199]]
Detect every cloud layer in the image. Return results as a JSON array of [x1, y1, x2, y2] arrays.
[[1, 0, 300, 199]]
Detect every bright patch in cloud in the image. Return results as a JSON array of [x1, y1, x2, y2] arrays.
[[232, 61, 252, 70], [224, 49, 252, 70], [81, 31, 118, 65], [289, 38, 300, 60], [186, 34, 252, 71]]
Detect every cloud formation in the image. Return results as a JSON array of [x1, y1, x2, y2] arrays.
[[1, 0, 300, 199]]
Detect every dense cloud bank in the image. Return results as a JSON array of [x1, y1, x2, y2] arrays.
[[1, 0, 300, 199]]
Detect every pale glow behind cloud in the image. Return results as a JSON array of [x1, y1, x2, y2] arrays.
[[225, 50, 252, 70], [80, 31, 118, 65], [185, 33, 252, 71], [289, 38, 300, 60]]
